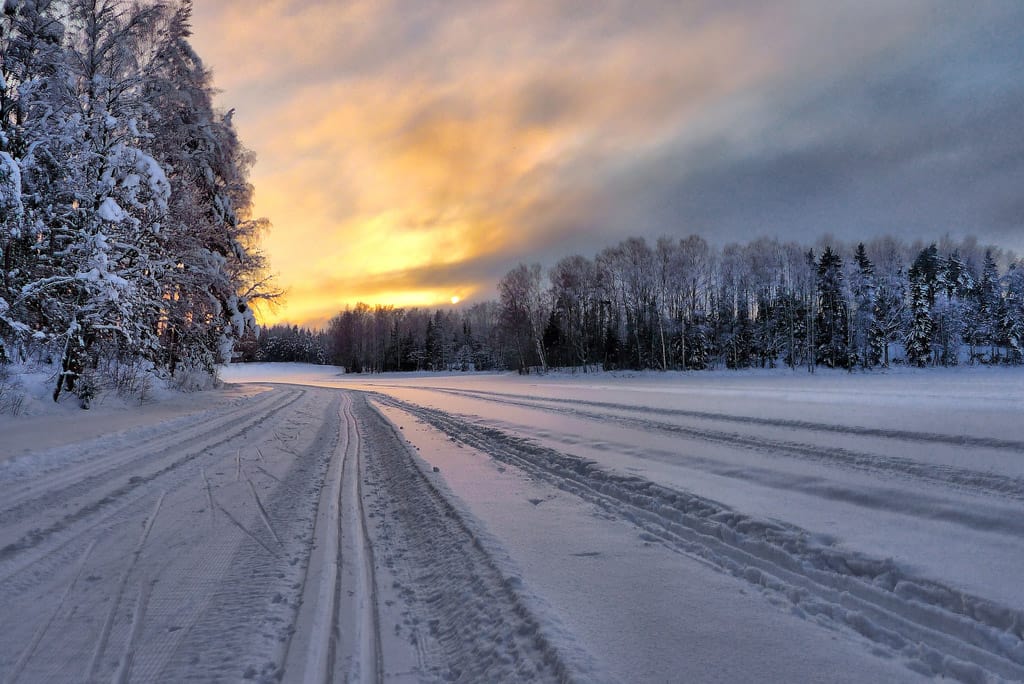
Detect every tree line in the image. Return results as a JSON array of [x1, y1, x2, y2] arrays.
[[251, 234, 1024, 373], [241, 303, 508, 374], [0, 0, 273, 403]]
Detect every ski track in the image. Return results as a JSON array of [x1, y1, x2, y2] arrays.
[[5, 539, 96, 684], [416, 385, 1024, 452], [154, 391, 345, 683], [0, 385, 305, 572], [112, 577, 153, 684], [416, 386, 1024, 502], [280, 392, 362, 684], [374, 394, 1024, 683], [85, 492, 166, 683], [0, 386, 335, 682], [0, 385, 294, 515], [342, 394, 384, 683]]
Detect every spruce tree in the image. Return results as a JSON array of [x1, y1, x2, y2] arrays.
[[906, 245, 940, 367], [850, 243, 878, 368], [1003, 262, 1024, 364], [816, 246, 848, 368], [976, 250, 1003, 362]]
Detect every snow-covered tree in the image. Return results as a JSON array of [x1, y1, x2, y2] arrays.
[[142, 3, 275, 375], [972, 250, 1004, 363], [0, 0, 68, 360], [0, 0, 274, 403], [849, 243, 878, 368], [1003, 262, 1024, 364], [906, 245, 940, 367], [933, 250, 974, 366], [816, 246, 848, 369]]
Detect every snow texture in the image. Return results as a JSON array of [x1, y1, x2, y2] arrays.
[[1, 363, 1021, 682], [0, 151, 23, 217], [97, 197, 128, 223]]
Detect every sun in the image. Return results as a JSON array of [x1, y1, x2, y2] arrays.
[[450, 296, 461, 305]]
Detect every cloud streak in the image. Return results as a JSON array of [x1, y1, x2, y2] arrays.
[[191, 1, 1024, 325]]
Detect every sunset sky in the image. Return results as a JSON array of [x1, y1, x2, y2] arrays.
[[190, 1, 1024, 328]]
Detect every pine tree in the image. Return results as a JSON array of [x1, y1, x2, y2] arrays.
[[815, 246, 848, 368], [933, 250, 973, 366], [1003, 262, 1024, 364], [906, 245, 940, 367], [849, 243, 878, 368], [804, 249, 816, 372], [974, 250, 1003, 363]]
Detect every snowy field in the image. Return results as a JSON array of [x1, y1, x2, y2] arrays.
[[1, 363, 1023, 682]]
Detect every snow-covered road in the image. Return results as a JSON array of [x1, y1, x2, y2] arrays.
[[1, 364, 1022, 682]]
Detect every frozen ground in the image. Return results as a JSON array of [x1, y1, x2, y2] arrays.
[[1, 363, 1022, 682]]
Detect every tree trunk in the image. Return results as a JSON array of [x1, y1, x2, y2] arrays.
[[658, 316, 668, 370], [680, 315, 687, 370]]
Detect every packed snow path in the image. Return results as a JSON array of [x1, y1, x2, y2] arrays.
[[0, 386, 563, 681], [2, 367, 1023, 682]]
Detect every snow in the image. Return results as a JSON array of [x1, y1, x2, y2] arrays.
[[0, 150, 23, 217], [325, 367, 1024, 608], [131, 148, 171, 211], [97, 197, 128, 223], [1, 362, 1022, 682]]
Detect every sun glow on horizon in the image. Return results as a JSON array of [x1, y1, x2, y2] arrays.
[[253, 285, 479, 329]]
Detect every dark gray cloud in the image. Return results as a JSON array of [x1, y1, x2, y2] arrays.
[[527, 3, 1024, 257]]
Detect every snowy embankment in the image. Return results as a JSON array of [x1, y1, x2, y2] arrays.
[[0, 363, 1021, 682]]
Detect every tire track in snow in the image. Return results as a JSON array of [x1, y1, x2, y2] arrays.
[[422, 387, 1024, 502], [379, 396, 1024, 683], [359, 394, 585, 682], [422, 385, 1024, 452]]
